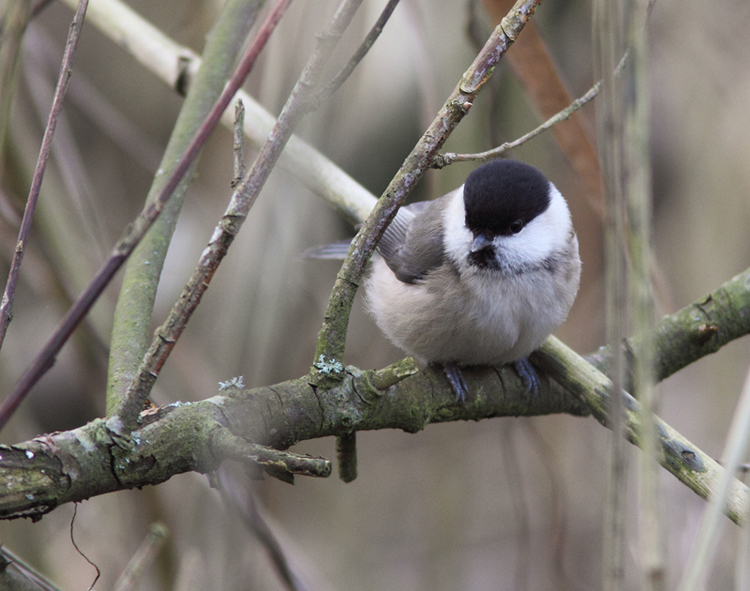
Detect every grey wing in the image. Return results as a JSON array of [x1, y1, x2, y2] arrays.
[[378, 196, 450, 284], [300, 200, 436, 266]]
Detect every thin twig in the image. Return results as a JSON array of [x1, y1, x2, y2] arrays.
[[214, 430, 332, 480], [0, 0, 89, 348], [433, 82, 601, 167], [112, 523, 169, 591], [232, 99, 246, 186], [311, 0, 401, 106], [113, 0, 363, 429], [480, 0, 603, 211], [218, 470, 307, 591], [70, 504, 101, 590], [0, 0, 292, 433], [433, 50, 630, 169]]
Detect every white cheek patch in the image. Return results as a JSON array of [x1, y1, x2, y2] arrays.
[[495, 183, 573, 265]]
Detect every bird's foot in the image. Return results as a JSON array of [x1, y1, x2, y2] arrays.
[[442, 363, 469, 406], [513, 357, 540, 398]]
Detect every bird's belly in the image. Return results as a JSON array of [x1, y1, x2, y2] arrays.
[[366, 258, 567, 367]]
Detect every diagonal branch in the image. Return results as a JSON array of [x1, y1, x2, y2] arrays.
[[106, 0, 267, 413], [114, 0, 368, 431], [534, 337, 748, 524], [313, 0, 545, 368], [311, 0, 402, 106], [0, 0, 89, 348], [3, 264, 749, 523]]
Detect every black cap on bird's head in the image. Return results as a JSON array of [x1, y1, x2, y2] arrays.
[[463, 160, 551, 239]]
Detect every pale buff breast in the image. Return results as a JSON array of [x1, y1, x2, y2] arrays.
[[365, 240, 579, 367]]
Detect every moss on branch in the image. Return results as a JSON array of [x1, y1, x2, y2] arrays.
[[1, 265, 749, 522]]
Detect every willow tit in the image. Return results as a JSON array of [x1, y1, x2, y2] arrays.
[[365, 159, 581, 401]]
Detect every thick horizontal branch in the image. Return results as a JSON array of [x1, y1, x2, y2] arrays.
[[0, 359, 583, 521], [2, 273, 749, 522], [589, 266, 750, 387]]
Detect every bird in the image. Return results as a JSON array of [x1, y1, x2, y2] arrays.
[[363, 159, 581, 402]]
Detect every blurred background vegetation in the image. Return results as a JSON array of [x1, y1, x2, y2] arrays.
[[1, 0, 749, 589]]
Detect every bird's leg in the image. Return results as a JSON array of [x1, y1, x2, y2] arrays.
[[513, 357, 540, 398], [442, 363, 469, 405]]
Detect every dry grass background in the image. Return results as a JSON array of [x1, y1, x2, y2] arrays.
[[1, 0, 750, 589]]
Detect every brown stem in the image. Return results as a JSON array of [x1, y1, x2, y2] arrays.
[[0, 0, 90, 347]]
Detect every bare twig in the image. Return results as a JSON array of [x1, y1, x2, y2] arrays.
[[113, 0, 363, 429], [433, 82, 600, 167], [112, 523, 169, 591], [311, 0, 401, 106], [678, 364, 750, 590], [481, 0, 602, 209], [218, 471, 308, 591], [0, 0, 290, 432], [433, 50, 630, 172], [232, 99, 246, 185], [214, 430, 332, 480], [0, 0, 89, 348]]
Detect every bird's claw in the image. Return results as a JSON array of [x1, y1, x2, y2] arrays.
[[513, 357, 540, 398], [442, 363, 469, 406]]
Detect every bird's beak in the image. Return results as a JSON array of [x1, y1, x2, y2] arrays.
[[470, 232, 493, 253]]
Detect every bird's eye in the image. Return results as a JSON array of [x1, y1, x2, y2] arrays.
[[510, 219, 524, 234]]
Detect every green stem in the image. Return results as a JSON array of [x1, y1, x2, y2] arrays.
[[106, 0, 264, 413]]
